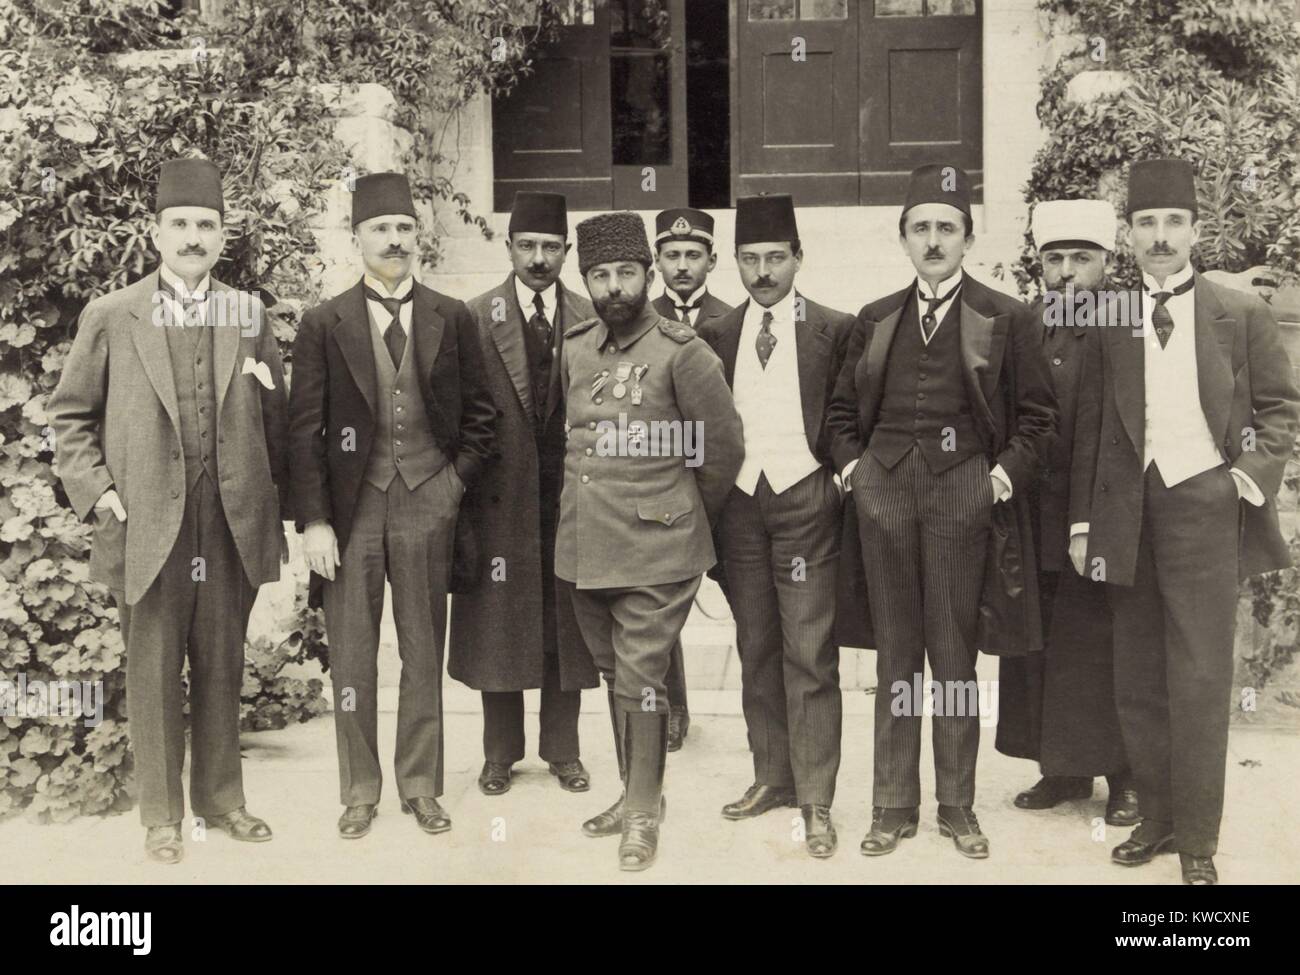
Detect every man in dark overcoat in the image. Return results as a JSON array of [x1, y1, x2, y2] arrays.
[[449, 191, 598, 797], [994, 198, 1136, 826]]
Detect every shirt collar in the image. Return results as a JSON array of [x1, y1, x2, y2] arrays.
[[917, 268, 964, 303], [745, 287, 797, 329], [159, 263, 211, 300], [514, 275, 557, 317], [667, 284, 708, 309], [598, 301, 660, 351], [1141, 263, 1194, 295], [363, 273, 414, 299]]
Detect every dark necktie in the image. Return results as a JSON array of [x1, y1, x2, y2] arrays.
[[364, 286, 412, 366], [159, 275, 207, 326], [675, 301, 701, 326], [920, 281, 962, 341], [529, 291, 552, 348], [1148, 276, 1195, 349], [755, 310, 776, 369]]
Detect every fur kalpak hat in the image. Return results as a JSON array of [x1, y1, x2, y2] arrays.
[[576, 211, 653, 275]]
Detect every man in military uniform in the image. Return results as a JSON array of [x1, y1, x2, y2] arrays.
[[650, 206, 735, 751], [557, 211, 744, 871], [49, 158, 289, 864], [995, 199, 1136, 826], [450, 191, 598, 797]]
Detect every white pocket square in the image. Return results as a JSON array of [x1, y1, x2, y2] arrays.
[[242, 357, 275, 390]]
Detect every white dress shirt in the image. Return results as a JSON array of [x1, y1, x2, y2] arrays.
[[732, 289, 821, 495], [515, 275, 558, 331], [664, 284, 708, 328], [364, 273, 413, 334]]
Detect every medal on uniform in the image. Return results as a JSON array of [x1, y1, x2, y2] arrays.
[[630, 364, 648, 405], [591, 369, 610, 400], [612, 361, 632, 400]]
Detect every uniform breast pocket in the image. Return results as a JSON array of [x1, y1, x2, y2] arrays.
[[636, 489, 695, 528]]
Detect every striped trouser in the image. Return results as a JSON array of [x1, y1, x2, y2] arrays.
[[852, 446, 992, 808]]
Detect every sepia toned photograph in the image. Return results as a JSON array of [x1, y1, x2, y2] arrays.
[[1, 0, 1297, 920]]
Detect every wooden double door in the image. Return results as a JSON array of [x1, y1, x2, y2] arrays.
[[735, 0, 983, 205], [491, 1, 983, 209]]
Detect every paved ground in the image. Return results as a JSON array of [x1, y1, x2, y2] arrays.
[[7, 648, 1299, 885]]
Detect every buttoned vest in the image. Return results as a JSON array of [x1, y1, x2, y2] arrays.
[[363, 310, 446, 491]]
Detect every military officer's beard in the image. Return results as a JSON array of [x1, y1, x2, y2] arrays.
[[594, 285, 648, 334]]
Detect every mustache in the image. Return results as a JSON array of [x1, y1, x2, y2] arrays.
[[381, 247, 409, 258], [1146, 245, 1175, 255], [924, 248, 945, 260], [753, 277, 777, 288], [177, 247, 206, 256]]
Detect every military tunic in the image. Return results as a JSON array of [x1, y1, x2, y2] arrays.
[[555, 303, 744, 708]]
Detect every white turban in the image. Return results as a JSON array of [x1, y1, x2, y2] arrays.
[[1031, 199, 1117, 253]]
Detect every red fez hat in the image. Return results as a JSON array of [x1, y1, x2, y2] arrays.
[[352, 172, 417, 227], [156, 158, 224, 216]]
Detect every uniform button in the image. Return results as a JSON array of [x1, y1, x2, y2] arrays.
[[397, 424, 404, 431], [581, 474, 590, 483], [396, 456, 404, 463], [594, 397, 603, 405], [917, 393, 926, 401], [607, 345, 616, 354], [395, 439, 403, 446], [1052, 357, 1062, 366], [585, 447, 593, 456], [396, 406, 403, 413], [394, 388, 401, 395], [662, 514, 670, 523], [201, 455, 208, 463], [918, 373, 927, 381], [588, 421, 596, 430]]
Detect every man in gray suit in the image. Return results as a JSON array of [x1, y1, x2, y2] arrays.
[[49, 158, 290, 865]]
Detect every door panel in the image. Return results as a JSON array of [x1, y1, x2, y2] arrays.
[[858, 0, 982, 203], [492, 2, 613, 211], [735, 0, 860, 204]]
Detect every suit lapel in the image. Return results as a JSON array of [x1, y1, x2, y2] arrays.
[[1109, 292, 1145, 453], [1193, 275, 1235, 444], [863, 303, 903, 425], [331, 281, 378, 417], [794, 294, 831, 450], [546, 283, 584, 418], [716, 301, 745, 387], [210, 279, 240, 415], [957, 291, 1001, 433], [411, 284, 446, 402], [128, 275, 180, 435], [488, 273, 534, 416]]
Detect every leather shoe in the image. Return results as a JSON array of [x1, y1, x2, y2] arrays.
[[619, 810, 660, 871], [1014, 776, 1092, 810], [667, 708, 690, 752], [145, 824, 184, 865], [1180, 853, 1218, 885], [937, 805, 990, 859], [860, 806, 919, 856], [1111, 821, 1175, 865], [338, 804, 378, 839], [401, 796, 451, 834], [721, 782, 798, 820], [548, 759, 590, 792], [582, 794, 665, 838], [1105, 788, 1142, 827], [207, 806, 272, 842], [477, 761, 512, 796], [802, 804, 837, 859]]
